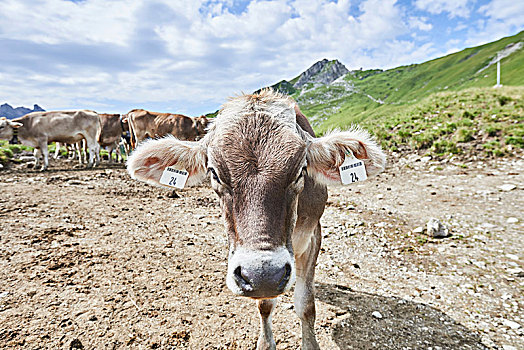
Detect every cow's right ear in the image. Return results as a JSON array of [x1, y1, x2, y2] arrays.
[[8, 120, 22, 128], [127, 136, 208, 188]]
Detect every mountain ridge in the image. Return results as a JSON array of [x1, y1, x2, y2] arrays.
[[261, 30, 524, 132], [0, 103, 45, 119]]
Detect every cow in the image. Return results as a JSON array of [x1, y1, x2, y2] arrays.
[[54, 141, 87, 163], [0, 110, 101, 170], [98, 113, 129, 162], [126, 90, 386, 349], [125, 109, 209, 149]]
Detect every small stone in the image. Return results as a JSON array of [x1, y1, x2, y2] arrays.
[[498, 184, 516, 192], [502, 319, 521, 330], [507, 267, 523, 275], [420, 156, 431, 163], [377, 194, 384, 200], [282, 303, 294, 310], [506, 254, 519, 260], [426, 218, 449, 238], [502, 345, 517, 350], [506, 217, 518, 224], [0, 291, 8, 298], [70, 339, 84, 349], [371, 311, 383, 319], [413, 226, 424, 234], [472, 261, 486, 269], [18, 156, 36, 162]]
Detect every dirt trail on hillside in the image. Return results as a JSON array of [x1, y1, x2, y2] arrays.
[[0, 155, 522, 349]]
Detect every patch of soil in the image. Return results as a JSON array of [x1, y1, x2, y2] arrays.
[[0, 155, 522, 349]]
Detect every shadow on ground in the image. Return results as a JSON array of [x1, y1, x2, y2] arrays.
[[316, 283, 488, 350]]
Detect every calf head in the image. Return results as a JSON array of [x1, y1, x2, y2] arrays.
[[0, 118, 22, 140], [127, 90, 385, 300]]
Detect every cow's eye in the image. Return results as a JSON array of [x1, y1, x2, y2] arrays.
[[208, 167, 221, 184]]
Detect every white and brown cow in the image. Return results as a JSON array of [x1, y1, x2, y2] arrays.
[[127, 90, 385, 349], [98, 113, 129, 162], [0, 110, 101, 170], [125, 109, 209, 149]]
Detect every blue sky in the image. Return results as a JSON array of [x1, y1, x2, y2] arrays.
[[0, 0, 522, 115]]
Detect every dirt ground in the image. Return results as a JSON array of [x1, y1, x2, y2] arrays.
[[0, 153, 522, 349]]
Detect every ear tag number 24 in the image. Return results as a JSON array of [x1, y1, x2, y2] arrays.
[[159, 166, 189, 189], [339, 150, 367, 185]]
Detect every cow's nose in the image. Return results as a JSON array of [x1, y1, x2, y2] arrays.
[[233, 263, 292, 297]]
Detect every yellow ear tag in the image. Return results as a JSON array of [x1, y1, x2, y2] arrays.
[[339, 150, 367, 185]]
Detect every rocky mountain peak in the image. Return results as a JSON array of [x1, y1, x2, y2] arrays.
[[293, 59, 349, 89], [0, 103, 46, 119]]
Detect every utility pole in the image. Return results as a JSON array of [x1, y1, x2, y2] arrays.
[[494, 53, 502, 88]]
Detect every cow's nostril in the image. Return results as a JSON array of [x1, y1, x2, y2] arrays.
[[278, 263, 292, 290], [234, 266, 253, 292]]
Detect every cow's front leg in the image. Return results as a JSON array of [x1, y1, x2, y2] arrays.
[[33, 148, 41, 169], [257, 298, 277, 350], [40, 143, 50, 171], [294, 224, 321, 350]]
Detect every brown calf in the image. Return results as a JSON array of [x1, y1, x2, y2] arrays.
[[126, 90, 386, 349]]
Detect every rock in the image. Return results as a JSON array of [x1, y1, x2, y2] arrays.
[[0, 291, 8, 298], [371, 311, 383, 319], [18, 156, 36, 162], [293, 59, 349, 88], [426, 218, 449, 238], [507, 267, 523, 275], [281, 303, 294, 310], [498, 184, 516, 191], [377, 194, 384, 200], [506, 217, 518, 224], [70, 338, 84, 349], [506, 254, 519, 260], [502, 346, 517, 350], [420, 156, 431, 163], [502, 319, 521, 330], [0, 163, 3, 169], [413, 226, 424, 234]]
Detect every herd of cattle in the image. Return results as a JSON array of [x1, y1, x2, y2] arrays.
[[0, 109, 209, 170]]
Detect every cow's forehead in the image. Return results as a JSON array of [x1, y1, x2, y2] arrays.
[[213, 91, 297, 134]]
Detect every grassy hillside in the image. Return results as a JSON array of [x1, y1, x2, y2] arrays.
[[358, 86, 523, 158], [292, 31, 523, 135]]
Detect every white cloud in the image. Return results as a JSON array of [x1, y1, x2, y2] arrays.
[[415, 0, 472, 18], [478, 0, 524, 27], [464, 0, 524, 46], [409, 16, 433, 31], [1, 0, 519, 115]]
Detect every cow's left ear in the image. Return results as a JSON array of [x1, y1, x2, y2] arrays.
[[306, 128, 386, 186], [127, 136, 208, 188]]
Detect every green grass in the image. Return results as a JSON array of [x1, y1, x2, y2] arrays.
[[349, 86, 523, 157], [0, 140, 33, 164]]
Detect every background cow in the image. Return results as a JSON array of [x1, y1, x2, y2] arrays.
[[98, 113, 129, 162], [127, 90, 385, 349], [125, 109, 209, 148], [0, 111, 101, 170]]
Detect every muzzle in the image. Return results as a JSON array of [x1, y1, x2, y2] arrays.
[[226, 246, 296, 299]]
